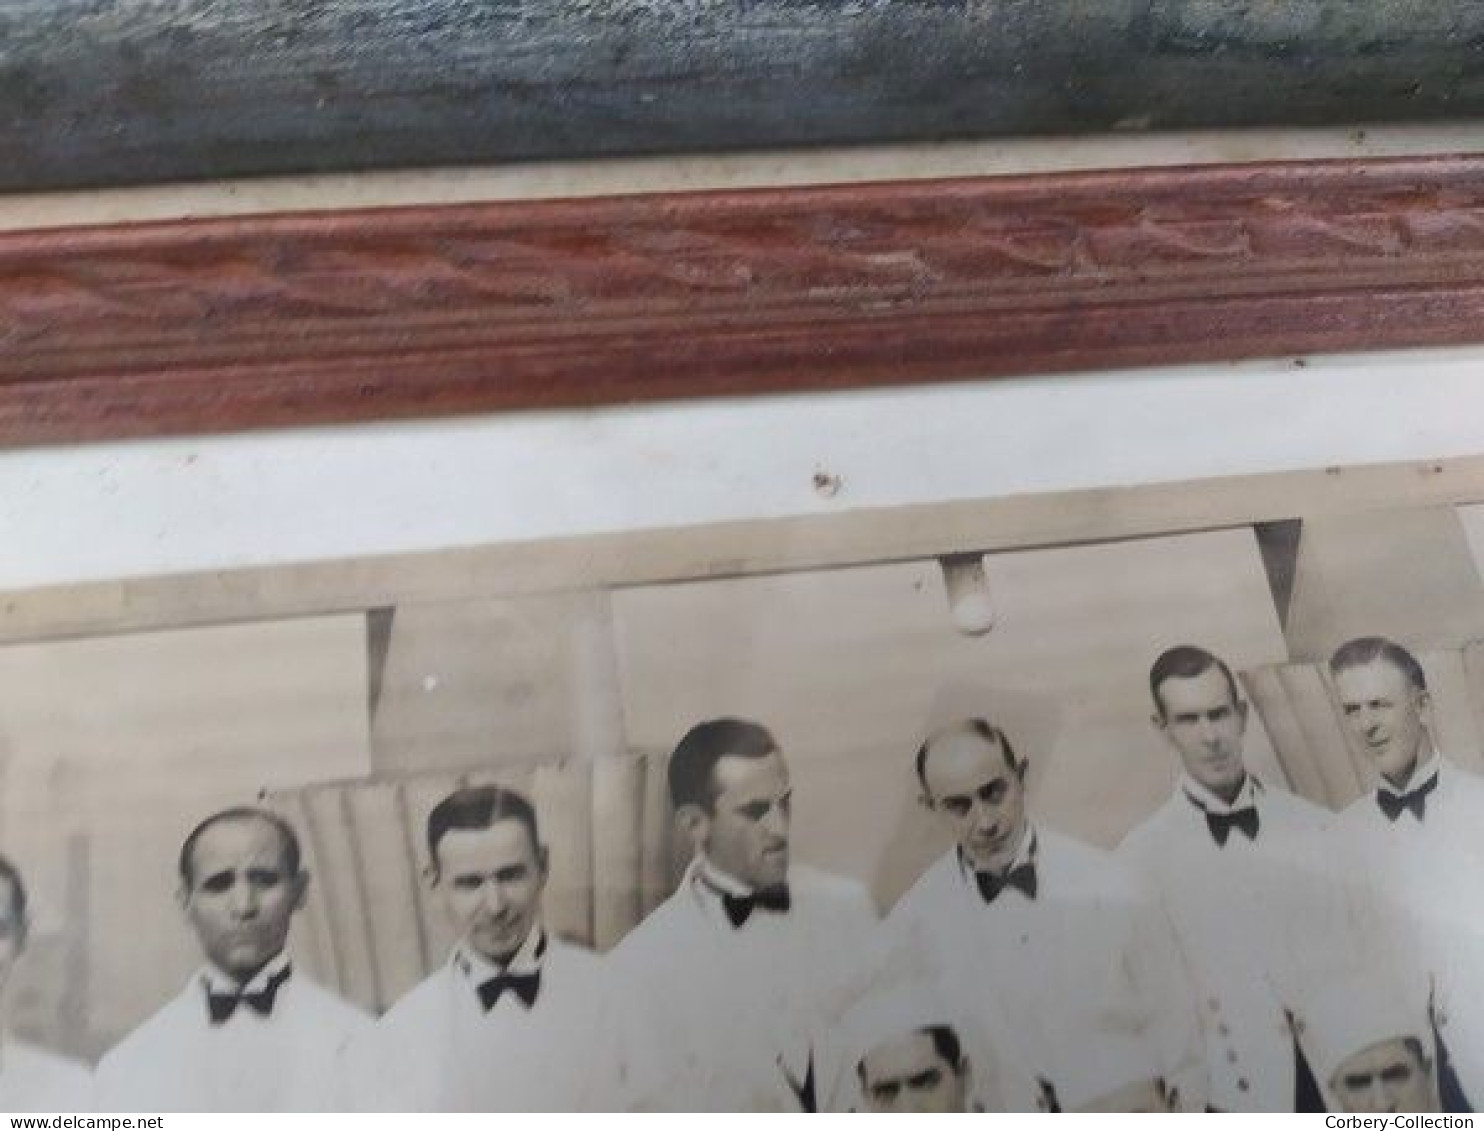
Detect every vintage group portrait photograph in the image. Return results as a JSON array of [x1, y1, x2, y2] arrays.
[[2, 450, 1484, 1114], [6, 4, 1484, 1114]]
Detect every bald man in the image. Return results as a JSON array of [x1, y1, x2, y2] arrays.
[[891, 718, 1205, 1111]]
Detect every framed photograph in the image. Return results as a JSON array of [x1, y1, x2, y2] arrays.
[[3, 145, 1484, 1113]]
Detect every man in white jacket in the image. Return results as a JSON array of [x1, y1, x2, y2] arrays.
[[891, 716, 1205, 1111], [1329, 635, 1484, 1111], [94, 807, 370, 1111], [0, 855, 92, 1111], [1118, 644, 1338, 1111], [609, 717, 877, 1110], [350, 784, 627, 1110]]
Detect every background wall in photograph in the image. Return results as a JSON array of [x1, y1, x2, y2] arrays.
[[611, 526, 1290, 903], [13, 495, 1484, 1051], [0, 617, 371, 1056]]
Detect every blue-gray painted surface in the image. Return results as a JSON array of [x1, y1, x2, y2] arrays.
[[2, 1, 1482, 191]]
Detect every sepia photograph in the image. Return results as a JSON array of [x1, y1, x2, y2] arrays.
[[4, 436, 1484, 1113], [7, 0, 1484, 1115]]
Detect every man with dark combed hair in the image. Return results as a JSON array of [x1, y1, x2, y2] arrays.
[[348, 783, 629, 1110], [1119, 644, 1337, 1112], [610, 716, 877, 1110], [856, 1023, 972, 1114], [1330, 635, 1484, 1111], [0, 855, 91, 1110], [95, 806, 371, 1111]]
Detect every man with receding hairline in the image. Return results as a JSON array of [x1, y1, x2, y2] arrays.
[[891, 716, 1204, 1111], [610, 717, 877, 1110], [1118, 644, 1336, 1111], [0, 855, 92, 1110], [348, 784, 629, 1110], [94, 806, 370, 1111], [1330, 636, 1484, 842], [1329, 635, 1484, 1110]]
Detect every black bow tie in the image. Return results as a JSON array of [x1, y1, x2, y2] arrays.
[[477, 969, 542, 1010], [1377, 773, 1439, 822], [974, 861, 1037, 904], [205, 964, 292, 1025], [721, 885, 791, 928], [1204, 806, 1260, 847]]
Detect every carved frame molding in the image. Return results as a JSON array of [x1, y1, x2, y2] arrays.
[[4, 153, 1484, 446]]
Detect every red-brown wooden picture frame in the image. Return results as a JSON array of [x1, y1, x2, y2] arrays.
[[4, 153, 1484, 448]]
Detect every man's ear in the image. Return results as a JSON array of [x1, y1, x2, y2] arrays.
[[289, 870, 310, 912], [1013, 758, 1028, 783], [1417, 687, 1435, 721], [675, 803, 710, 849], [176, 883, 192, 916], [537, 843, 551, 881]]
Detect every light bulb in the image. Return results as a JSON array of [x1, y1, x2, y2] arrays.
[[940, 553, 995, 636]]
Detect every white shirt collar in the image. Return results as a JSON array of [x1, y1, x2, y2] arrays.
[[956, 821, 1037, 879], [1180, 771, 1260, 815], [688, 855, 796, 928], [199, 949, 291, 995], [453, 923, 548, 982], [694, 855, 759, 899], [1377, 747, 1442, 798]]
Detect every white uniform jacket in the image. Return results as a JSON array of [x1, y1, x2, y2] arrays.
[[888, 824, 1206, 1112], [93, 954, 371, 1112], [349, 929, 628, 1111], [0, 1037, 92, 1112], [1335, 753, 1484, 1106], [1119, 776, 1340, 1111], [607, 858, 878, 1111]]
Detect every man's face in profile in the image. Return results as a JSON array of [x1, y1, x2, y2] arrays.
[[858, 1030, 968, 1113], [1330, 1038, 1437, 1114], [181, 817, 305, 982], [699, 750, 791, 890], [435, 818, 547, 965], [1334, 659, 1431, 788], [1155, 666, 1249, 800], [920, 728, 1027, 873], [0, 876, 24, 994]]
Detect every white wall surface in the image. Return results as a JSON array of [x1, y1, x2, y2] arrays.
[[2, 345, 1484, 591]]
